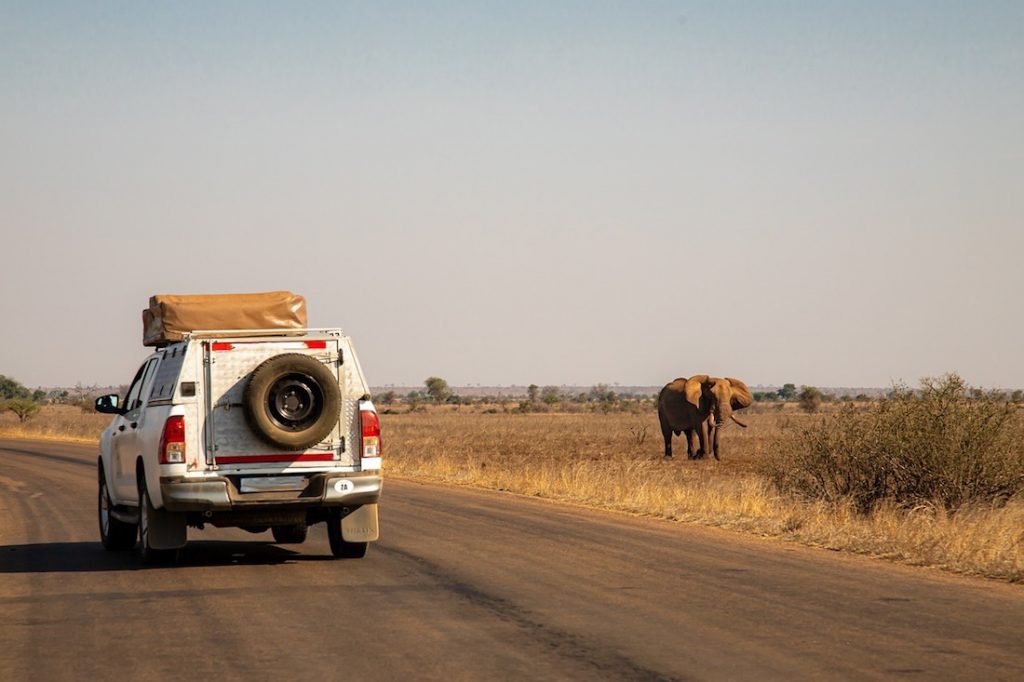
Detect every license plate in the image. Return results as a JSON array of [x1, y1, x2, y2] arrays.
[[240, 476, 307, 493]]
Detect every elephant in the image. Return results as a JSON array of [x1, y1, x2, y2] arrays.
[[657, 375, 753, 460]]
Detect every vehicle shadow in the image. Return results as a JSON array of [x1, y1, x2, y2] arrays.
[[0, 540, 334, 573]]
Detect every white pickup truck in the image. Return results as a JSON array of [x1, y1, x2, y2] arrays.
[[95, 326, 382, 563]]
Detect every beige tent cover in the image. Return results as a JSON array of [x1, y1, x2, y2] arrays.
[[143, 291, 307, 346]]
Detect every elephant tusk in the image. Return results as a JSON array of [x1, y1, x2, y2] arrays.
[[731, 415, 748, 428]]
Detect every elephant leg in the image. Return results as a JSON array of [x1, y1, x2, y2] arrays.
[[660, 420, 673, 458], [695, 422, 707, 460], [682, 429, 694, 459]]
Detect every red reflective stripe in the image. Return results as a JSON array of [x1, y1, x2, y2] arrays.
[[214, 453, 335, 464], [211, 342, 234, 351], [304, 340, 327, 349]]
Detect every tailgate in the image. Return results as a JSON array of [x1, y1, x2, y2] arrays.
[[201, 336, 357, 468]]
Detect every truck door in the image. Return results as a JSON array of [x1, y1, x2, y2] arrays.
[[111, 357, 159, 501]]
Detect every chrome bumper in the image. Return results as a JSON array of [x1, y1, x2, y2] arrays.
[[160, 472, 382, 512]]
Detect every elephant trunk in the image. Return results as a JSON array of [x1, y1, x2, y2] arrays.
[[713, 402, 730, 429]]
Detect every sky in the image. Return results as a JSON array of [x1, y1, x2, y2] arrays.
[[1, 1, 1022, 390]]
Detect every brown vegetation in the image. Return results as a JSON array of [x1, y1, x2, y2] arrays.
[[0, 404, 110, 443], [3, 389, 1022, 581]]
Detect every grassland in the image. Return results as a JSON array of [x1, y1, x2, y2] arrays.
[[4, 401, 1022, 581]]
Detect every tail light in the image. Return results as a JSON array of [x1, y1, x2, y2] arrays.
[[360, 406, 381, 460], [159, 415, 186, 464]]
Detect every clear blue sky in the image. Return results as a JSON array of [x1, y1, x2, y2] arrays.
[[2, 1, 1022, 389]]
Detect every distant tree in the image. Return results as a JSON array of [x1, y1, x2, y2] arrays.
[[424, 377, 451, 403], [798, 386, 823, 413], [31, 389, 47, 403], [589, 384, 616, 403], [527, 384, 539, 403], [5, 398, 40, 423], [377, 390, 397, 405], [839, 394, 853, 402], [1012, 390, 1023, 403], [855, 393, 870, 401], [753, 391, 775, 402], [777, 383, 797, 401], [540, 386, 561, 405], [0, 375, 30, 400]]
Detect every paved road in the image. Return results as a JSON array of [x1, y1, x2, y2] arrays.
[[1, 439, 1023, 681]]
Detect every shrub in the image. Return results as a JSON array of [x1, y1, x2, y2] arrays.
[[763, 374, 1024, 512], [0, 375, 30, 400], [777, 383, 797, 400], [798, 386, 823, 413], [5, 398, 41, 423], [540, 386, 561, 405]]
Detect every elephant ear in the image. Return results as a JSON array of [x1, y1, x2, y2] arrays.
[[684, 375, 709, 408], [726, 377, 753, 410]]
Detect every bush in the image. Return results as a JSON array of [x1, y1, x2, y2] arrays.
[[798, 386, 823, 413], [5, 398, 41, 423], [0, 375, 30, 400], [763, 374, 1024, 512]]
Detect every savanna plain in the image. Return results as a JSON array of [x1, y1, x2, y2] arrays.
[[3, 376, 1023, 582]]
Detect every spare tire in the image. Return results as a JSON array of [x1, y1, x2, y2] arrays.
[[243, 353, 341, 450]]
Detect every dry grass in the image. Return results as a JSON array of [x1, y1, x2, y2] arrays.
[[382, 406, 1024, 582], [4, 402, 1022, 581], [0, 405, 111, 443]]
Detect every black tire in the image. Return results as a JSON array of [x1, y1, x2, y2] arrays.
[[98, 471, 136, 551], [243, 353, 341, 450], [271, 523, 308, 544], [326, 512, 368, 559], [138, 482, 177, 565]]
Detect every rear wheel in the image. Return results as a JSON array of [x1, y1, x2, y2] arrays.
[[271, 523, 308, 544], [98, 472, 136, 550], [326, 512, 368, 559], [138, 482, 177, 565]]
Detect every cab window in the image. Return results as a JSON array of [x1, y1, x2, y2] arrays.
[[123, 358, 158, 413]]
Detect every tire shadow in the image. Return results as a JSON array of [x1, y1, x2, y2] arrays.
[[0, 540, 333, 573]]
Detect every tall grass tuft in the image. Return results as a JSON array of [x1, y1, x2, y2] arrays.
[[764, 374, 1024, 512]]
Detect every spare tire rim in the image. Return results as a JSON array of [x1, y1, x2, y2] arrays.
[[267, 373, 323, 432]]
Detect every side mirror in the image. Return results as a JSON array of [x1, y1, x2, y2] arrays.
[[95, 394, 123, 415]]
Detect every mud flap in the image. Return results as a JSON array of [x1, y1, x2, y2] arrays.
[[342, 504, 379, 542], [148, 507, 187, 549]]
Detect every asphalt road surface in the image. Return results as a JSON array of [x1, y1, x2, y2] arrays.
[[1, 439, 1023, 681]]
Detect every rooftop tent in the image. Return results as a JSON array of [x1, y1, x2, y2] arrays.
[[142, 291, 307, 346]]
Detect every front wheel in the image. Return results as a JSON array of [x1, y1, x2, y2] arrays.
[[326, 513, 367, 559], [99, 473, 136, 550]]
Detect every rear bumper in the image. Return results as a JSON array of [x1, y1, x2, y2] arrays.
[[159, 471, 382, 512]]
